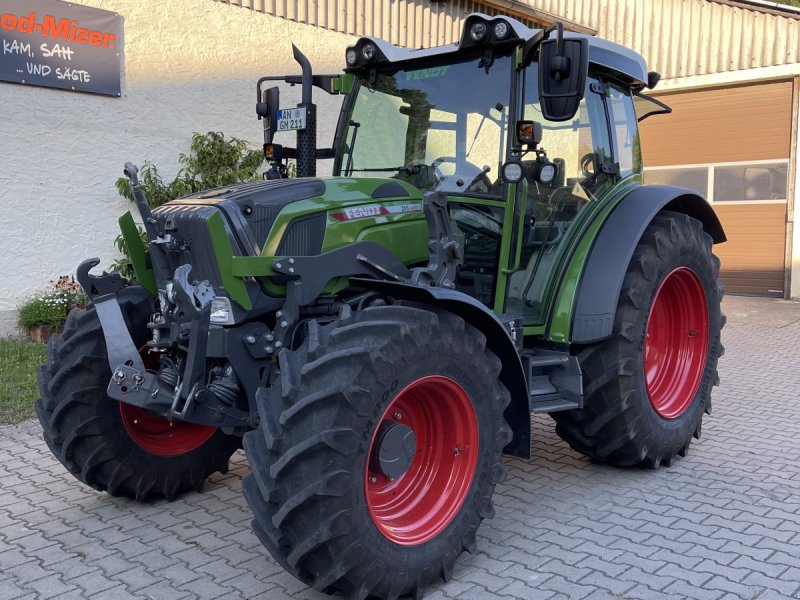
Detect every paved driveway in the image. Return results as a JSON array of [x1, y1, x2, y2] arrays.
[[1, 295, 799, 600]]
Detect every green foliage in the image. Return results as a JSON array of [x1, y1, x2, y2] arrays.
[[115, 131, 264, 209], [17, 276, 88, 329], [775, 0, 800, 7], [115, 162, 195, 208], [113, 131, 264, 277], [111, 226, 148, 280], [180, 131, 265, 190], [0, 338, 47, 423]]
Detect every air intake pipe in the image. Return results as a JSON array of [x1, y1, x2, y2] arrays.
[[292, 44, 316, 178]]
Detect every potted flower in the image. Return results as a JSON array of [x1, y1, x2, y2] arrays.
[[17, 276, 88, 343]]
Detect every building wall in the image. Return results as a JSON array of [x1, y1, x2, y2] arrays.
[[216, 0, 550, 47], [640, 80, 795, 297], [0, 0, 355, 333], [530, 0, 800, 79]]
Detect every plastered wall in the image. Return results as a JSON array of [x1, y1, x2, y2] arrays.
[[0, 0, 353, 333]]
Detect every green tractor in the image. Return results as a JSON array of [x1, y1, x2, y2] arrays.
[[37, 13, 724, 599]]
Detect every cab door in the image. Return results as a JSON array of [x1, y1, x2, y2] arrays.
[[504, 66, 618, 326]]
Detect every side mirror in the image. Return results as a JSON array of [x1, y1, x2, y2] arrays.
[[516, 120, 543, 147], [538, 37, 588, 122], [256, 86, 280, 143]]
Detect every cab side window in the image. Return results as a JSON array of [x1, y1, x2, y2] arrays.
[[606, 82, 642, 178], [505, 67, 613, 322]]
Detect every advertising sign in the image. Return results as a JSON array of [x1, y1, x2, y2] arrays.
[[0, 0, 123, 97]]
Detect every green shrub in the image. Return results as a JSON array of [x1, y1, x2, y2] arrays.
[[112, 132, 264, 277]]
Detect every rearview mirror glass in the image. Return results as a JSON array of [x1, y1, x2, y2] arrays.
[[259, 86, 280, 142], [538, 37, 588, 122]]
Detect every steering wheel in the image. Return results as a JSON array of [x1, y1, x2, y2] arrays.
[[451, 205, 503, 240], [431, 156, 493, 193]]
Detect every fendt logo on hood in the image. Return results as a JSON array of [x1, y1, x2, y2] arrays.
[[0, 11, 117, 49]]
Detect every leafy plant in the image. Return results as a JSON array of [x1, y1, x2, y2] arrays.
[[111, 226, 148, 280], [17, 276, 88, 329], [113, 131, 265, 277], [115, 131, 264, 209]]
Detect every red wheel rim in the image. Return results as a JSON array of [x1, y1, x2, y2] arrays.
[[119, 403, 217, 457], [118, 348, 217, 457], [365, 376, 478, 546], [644, 267, 709, 419]]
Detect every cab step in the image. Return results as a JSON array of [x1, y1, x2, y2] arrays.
[[521, 349, 583, 413]]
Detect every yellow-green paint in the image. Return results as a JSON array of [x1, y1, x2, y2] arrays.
[[492, 182, 519, 312], [118, 211, 156, 295], [502, 179, 528, 274], [332, 73, 355, 94], [230, 256, 277, 277], [545, 178, 642, 342], [357, 221, 428, 265]]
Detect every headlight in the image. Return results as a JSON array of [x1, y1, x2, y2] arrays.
[[470, 22, 488, 42], [210, 297, 235, 325], [494, 21, 509, 39], [362, 43, 376, 61], [346, 48, 358, 66]]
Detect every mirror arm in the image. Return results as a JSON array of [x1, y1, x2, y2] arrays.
[[521, 21, 565, 69]]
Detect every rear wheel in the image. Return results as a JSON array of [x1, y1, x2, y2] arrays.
[[552, 211, 724, 468], [36, 286, 241, 500], [243, 304, 511, 599]]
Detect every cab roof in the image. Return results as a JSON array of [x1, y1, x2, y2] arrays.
[[346, 13, 649, 87]]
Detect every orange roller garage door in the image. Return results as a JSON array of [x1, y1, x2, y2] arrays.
[[640, 81, 794, 297]]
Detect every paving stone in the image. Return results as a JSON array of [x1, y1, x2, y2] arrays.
[[0, 296, 798, 599]]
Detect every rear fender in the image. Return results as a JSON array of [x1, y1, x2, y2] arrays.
[[351, 278, 531, 459], [570, 185, 725, 343]]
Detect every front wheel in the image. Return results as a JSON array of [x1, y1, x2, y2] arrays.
[[36, 286, 241, 500], [552, 211, 724, 468], [243, 305, 512, 599]]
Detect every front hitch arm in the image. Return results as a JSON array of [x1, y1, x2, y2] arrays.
[[77, 258, 145, 373]]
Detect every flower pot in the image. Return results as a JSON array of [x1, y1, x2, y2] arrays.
[[27, 325, 64, 344]]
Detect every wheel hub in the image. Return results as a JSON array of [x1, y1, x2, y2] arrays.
[[372, 422, 417, 479]]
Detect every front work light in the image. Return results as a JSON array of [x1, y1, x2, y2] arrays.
[[502, 161, 524, 183], [470, 22, 488, 41], [536, 161, 558, 186], [494, 21, 509, 39], [346, 48, 358, 65], [362, 43, 376, 61]]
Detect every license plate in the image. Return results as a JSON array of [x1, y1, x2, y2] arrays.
[[277, 108, 306, 131]]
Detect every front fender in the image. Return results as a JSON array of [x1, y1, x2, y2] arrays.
[[351, 278, 531, 459], [570, 185, 725, 343]]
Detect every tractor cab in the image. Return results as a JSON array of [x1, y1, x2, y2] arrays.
[[259, 14, 663, 327]]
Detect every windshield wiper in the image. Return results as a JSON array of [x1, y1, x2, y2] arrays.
[[343, 121, 360, 176], [349, 165, 423, 174]]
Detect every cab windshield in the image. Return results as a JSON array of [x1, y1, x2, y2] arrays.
[[336, 55, 512, 196]]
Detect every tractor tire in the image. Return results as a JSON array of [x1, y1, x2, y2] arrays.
[[552, 211, 724, 468], [242, 304, 512, 600], [36, 285, 241, 501]]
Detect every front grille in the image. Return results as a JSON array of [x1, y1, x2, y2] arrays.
[[277, 214, 326, 256], [152, 203, 234, 293]]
